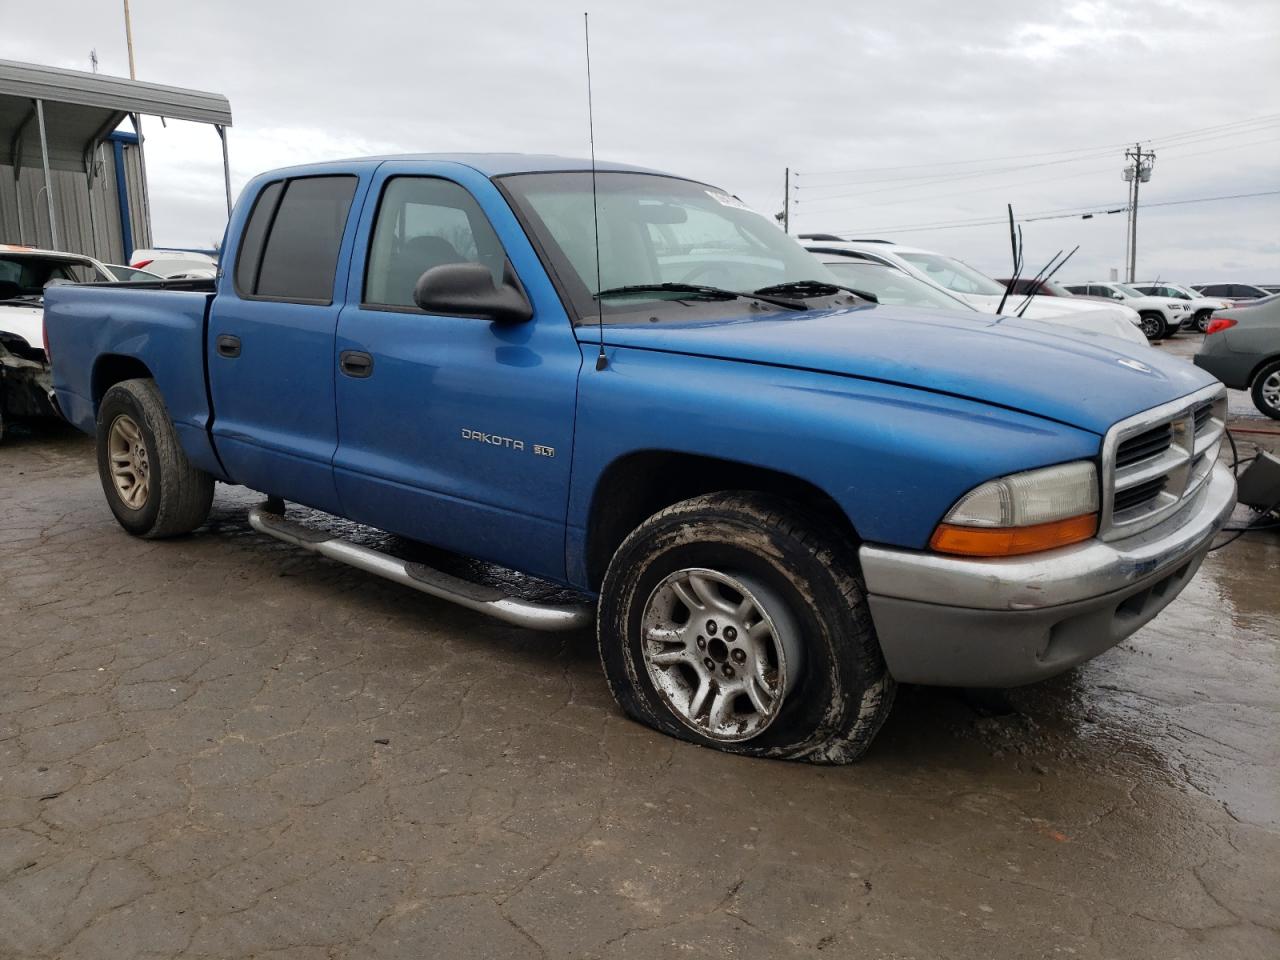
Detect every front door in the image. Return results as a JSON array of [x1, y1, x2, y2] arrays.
[[332, 162, 583, 582]]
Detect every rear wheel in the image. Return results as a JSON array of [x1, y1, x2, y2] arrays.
[[597, 492, 895, 763], [1251, 361, 1280, 420], [1139, 312, 1168, 340], [96, 378, 215, 537]]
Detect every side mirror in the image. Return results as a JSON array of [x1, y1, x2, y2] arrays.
[[412, 261, 532, 324]]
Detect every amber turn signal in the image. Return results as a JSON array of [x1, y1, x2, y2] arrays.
[[929, 513, 1098, 557]]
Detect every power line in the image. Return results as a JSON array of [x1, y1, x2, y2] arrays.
[[796, 111, 1280, 180], [828, 189, 1280, 236], [797, 120, 1280, 201], [797, 133, 1280, 220]]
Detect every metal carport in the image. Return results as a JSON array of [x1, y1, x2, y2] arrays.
[[0, 59, 232, 256]]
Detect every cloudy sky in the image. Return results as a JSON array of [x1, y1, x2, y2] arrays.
[[7, 0, 1278, 282]]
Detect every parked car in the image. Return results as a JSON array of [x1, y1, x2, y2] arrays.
[[1194, 294, 1280, 419], [1132, 282, 1228, 334], [995, 277, 1078, 299], [1062, 282, 1190, 340], [809, 253, 978, 311], [1261, 285, 1280, 295], [802, 239, 1147, 345], [45, 154, 1236, 763], [104, 263, 165, 282], [0, 245, 115, 439], [129, 249, 218, 278], [1193, 283, 1271, 303]]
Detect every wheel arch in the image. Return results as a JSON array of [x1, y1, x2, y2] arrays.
[[1247, 353, 1280, 387], [582, 449, 861, 592], [92, 354, 155, 411]]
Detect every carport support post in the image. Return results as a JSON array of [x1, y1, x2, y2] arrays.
[[131, 113, 152, 250], [216, 125, 232, 217], [34, 98, 58, 248]]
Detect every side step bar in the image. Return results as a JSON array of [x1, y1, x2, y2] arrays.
[[247, 505, 594, 632]]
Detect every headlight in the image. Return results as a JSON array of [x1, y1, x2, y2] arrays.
[[929, 461, 1099, 557]]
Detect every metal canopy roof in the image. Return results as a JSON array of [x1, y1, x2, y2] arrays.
[[0, 58, 232, 173]]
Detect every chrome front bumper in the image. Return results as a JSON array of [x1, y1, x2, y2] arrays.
[[858, 463, 1237, 687]]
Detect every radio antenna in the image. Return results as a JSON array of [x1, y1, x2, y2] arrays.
[[585, 12, 607, 372]]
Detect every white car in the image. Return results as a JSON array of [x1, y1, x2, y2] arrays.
[[0, 245, 121, 437], [1062, 282, 1190, 340], [129, 249, 218, 278], [0, 245, 116, 351], [1132, 281, 1227, 333], [800, 239, 1149, 346]]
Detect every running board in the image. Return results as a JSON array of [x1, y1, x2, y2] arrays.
[[247, 505, 594, 632]]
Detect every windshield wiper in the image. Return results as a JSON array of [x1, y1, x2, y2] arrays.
[[595, 283, 806, 311], [753, 280, 877, 304]]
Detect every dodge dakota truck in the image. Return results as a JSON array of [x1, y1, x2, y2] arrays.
[[44, 154, 1237, 763]]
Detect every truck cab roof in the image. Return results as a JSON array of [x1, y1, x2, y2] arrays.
[[263, 153, 669, 180]]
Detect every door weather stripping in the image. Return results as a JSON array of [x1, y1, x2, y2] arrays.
[[247, 505, 594, 632]]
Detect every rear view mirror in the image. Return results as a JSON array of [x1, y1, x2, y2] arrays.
[[413, 261, 532, 324]]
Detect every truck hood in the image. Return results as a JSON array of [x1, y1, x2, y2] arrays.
[[0, 301, 43, 351], [599, 304, 1215, 435]]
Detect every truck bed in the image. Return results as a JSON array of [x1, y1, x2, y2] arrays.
[[43, 282, 224, 478]]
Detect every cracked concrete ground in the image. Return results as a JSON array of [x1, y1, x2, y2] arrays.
[[2, 341, 1278, 959]]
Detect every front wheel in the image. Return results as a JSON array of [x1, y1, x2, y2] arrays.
[[1251, 361, 1280, 421], [1139, 312, 1168, 340], [597, 492, 895, 763], [96, 378, 215, 537], [1194, 309, 1213, 334]]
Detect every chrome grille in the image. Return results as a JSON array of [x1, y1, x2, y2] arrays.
[[1101, 386, 1227, 541], [1115, 424, 1173, 469]]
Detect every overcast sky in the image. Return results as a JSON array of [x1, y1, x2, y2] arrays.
[[7, 0, 1278, 282]]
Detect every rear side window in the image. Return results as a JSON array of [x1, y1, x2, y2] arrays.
[[363, 177, 507, 309], [240, 175, 357, 304], [234, 180, 283, 294]]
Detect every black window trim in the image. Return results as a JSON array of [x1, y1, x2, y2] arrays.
[[358, 173, 513, 316], [233, 173, 358, 307]]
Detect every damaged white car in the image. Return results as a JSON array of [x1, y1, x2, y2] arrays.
[[0, 246, 115, 439]]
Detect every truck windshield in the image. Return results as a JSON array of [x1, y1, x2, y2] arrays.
[[498, 171, 840, 321]]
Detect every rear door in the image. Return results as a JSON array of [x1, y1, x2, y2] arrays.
[[331, 162, 583, 581], [207, 170, 367, 512]]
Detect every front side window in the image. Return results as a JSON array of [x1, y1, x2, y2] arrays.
[[244, 176, 357, 303], [364, 177, 506, 309], [498, 171, 838, 321], [894, 252, 1006, 296]]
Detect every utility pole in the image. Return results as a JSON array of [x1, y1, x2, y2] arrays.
[[783, 167, 791, 234], [122, 0, 137, 79], [1123, 142, 1155, 282]]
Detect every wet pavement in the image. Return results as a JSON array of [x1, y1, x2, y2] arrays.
[[1, 334, 1277, 959]]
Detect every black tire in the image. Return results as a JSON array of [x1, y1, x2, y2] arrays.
[[1194, 309, 1212, 334], [597, 492, 895, 764], [96, 378, 214, 537], [1250, 360, 1280, 421], [1139, 312, 1168, 340]]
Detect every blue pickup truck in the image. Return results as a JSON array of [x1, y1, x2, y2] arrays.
[[44, 154, 1236, 762]]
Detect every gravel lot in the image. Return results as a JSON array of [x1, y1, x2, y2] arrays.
[[1, 334, 1277, 959]]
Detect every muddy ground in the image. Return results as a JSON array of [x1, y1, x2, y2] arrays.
[[1, 333, 1277, 959]]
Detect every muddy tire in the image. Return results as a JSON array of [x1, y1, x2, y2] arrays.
[[597, 492, 895, 763], [96, 378, 214, 538], [1250, 360, 1280, 421]]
